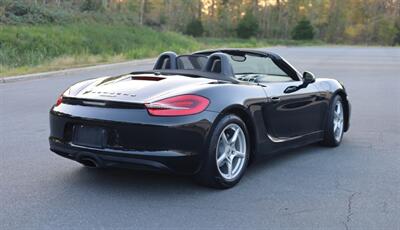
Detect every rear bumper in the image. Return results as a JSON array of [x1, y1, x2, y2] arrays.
[[49, 103, 219, 174], [50, 137, 201, 174]]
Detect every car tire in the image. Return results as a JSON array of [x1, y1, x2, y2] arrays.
[[321, 95, 345, 147], [194, 114, 250, 189]]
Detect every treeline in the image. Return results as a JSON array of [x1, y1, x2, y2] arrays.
[[1, 0, 400, 45]]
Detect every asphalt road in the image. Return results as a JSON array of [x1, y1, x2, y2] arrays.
[[1, 47, 399, 230]]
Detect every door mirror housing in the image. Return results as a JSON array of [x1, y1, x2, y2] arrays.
[[303, 71, 316, 84], [284, 71, 316, 94]]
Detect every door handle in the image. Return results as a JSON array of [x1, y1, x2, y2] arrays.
[[271, 97, 281, 103]]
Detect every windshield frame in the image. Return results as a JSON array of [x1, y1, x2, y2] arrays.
[[194, 49, 302, 81]]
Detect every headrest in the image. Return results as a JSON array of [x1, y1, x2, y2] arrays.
[[153, 51, 178, 70]]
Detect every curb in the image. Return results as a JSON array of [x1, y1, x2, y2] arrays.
[[1, 58, 155, 84]]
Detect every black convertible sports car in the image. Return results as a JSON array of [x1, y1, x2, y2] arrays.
[[49, 49, 350, 188]]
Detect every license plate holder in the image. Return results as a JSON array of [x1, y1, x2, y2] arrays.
[[72, 125, 107, 148]]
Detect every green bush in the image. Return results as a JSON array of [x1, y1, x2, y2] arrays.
[[394, 21, 400, 45], [185, 18, 204, 37], [0, 1, 70, 25], [0, 1, 138, 26], [236, 11, 259, 39], [5, 1, 29, 16], [292, 18, 315, 40], [395, 32, 400, 45], [375, 18, 397, 45], [80, 0, 103, 12]]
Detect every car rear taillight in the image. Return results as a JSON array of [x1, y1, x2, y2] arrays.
[[55, 95, 63, 106], [145, 95, 209, 116]]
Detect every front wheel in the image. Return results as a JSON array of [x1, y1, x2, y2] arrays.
[[195, 114, 250, 189], [321, 95, 345, 147]]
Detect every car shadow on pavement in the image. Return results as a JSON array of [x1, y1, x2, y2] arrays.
[[66, 143, 335, 194], [247, 143, 329, 175]]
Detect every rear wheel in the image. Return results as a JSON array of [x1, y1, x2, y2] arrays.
[[195, 114, 250, 189], [321, 95, 345, 147]]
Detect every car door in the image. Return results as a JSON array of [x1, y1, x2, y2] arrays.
[[262, 80, 325, 138]]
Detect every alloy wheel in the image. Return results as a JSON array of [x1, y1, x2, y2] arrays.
[[333, 100, 344, 142], [216, 123, 247, 180]]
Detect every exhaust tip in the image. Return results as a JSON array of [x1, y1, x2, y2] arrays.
[[79, 157, 99, 168]]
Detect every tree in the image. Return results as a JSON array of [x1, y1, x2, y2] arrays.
[[139, 0, 146, 25], [2, 0, 400, 46], [292, 18, 314, 40], [185, 18, 204, 37], [236, 10, 259, 39]]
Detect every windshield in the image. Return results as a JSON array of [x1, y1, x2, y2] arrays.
[[229, 54, 293, 82]]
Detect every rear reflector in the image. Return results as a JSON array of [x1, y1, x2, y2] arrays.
[[145, 95, 209, 116]]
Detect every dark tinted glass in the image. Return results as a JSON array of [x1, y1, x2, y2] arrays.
[[177, 55, 208, 70]]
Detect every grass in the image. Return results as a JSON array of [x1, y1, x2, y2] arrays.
[[0, 23, 324, 77]]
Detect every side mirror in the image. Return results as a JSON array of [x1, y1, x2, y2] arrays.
[[303, 71, 316, 84], [284, 71, 316, 94]]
